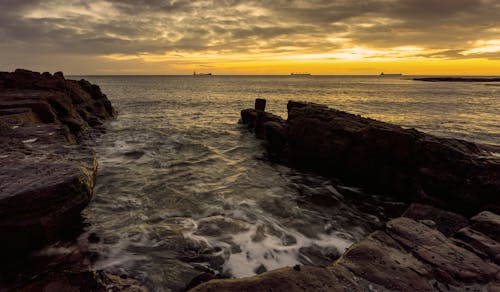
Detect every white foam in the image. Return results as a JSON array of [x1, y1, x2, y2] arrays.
[[181, 217, 354, 278], [22, 138, 37, 143]]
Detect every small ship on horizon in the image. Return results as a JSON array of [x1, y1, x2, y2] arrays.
[[291, 72, 311, 76], [380, 72, 402, 77], [193, 71, 212, 76]]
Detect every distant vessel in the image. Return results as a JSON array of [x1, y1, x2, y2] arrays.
[[193, 71, 212, 76], [380, 72, 402, 77], [291, 73, 311, 76]]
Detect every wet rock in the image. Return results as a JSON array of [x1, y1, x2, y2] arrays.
[[194, 216, 249, 237], [338, 230, 433, 291], [193, 212, 500, 292], [19, 270, 147, 292], [240, 100, 500, 216], [469, 211, 500, 242], [240, 108, 285, 140], [453, 226, 500, 264], [385, 217, 498, 285], [403, 203, 469, 236], [0, 69, 115, 257], [298, 244, 340, 266], [185, 273, 218, 291], [0, 157, 97, 256], [254, 98, 266, 111], [190, 265, 362, 292]]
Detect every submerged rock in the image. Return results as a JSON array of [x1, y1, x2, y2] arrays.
[[240, 100, 500, 216], [0, 69, 114, 257]]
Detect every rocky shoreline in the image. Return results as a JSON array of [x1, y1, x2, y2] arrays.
[[190, 100, 500, 291], [0, 70, 144, 290]]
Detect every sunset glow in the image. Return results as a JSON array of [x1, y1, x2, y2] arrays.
[[1, 0, 499, 75]]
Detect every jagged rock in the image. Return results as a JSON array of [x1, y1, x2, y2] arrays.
[[0, 69, 114, 138], [240, 100, 500, 216], [192, 212, 500, 291], [469, 211, 500, 242], [19, 270, 147, 292], [403, 203, 469, 236], [0, 69, 115, 257]]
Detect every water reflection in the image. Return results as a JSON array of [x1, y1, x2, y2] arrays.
[[73, 75, 497, 290]]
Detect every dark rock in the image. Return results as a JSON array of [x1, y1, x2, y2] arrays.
[[403, 203, 469, 236], [53, 71, 64, 79], [190, 265, 363, 292], [193, 212, 500, 292], [186, 273, 218, 291], [0, 69, 115, 258], [299, 245, 341, 266], [240, 108, 257, 126], [0, 157, 97, 256], [385, 217, 498, 284], [453, 226, 500, 264], [240, 100, 500, 216], [254, 98, 266, 111], [338, 230, 433, 291], [240, 108, 286, 140], [19, 270, 147, 292], [469, 211, 500, 242]]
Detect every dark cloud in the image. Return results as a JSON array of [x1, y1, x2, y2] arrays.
[[0, 0, 499, 72]]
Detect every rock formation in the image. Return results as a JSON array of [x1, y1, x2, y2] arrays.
[[240, 100, 500, 216], [192, 209, 500, 291], [0, 69, 114, 257], [189, 100, 500, 291]]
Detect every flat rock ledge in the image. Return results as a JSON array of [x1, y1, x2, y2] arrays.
[[192, 209, 500, 291], [0, 69, 114, 256]]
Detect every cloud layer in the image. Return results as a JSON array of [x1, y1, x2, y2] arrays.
[[1, 0, 499, 73]]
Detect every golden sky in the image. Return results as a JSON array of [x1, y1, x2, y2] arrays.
[[1, 0, 499, 75]]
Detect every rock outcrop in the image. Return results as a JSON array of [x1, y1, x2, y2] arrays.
[[198, 100, 500, 291], [0, 69, 115, 257], [240, 100, 500, 216], [191, 209, 500, 291]]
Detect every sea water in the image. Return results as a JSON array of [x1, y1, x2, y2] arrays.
[[71, 75, 499, 290]]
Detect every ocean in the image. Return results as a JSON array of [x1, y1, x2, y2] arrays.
[[70, 75, 499, 290]]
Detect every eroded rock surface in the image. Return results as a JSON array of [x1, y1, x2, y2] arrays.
[[0, 69, 114, 257], [241, 100, 499, 216], [222, 100, 500, 291], [192, 211, 500, 291]]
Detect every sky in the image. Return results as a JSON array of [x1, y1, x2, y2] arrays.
[[0, 0, 499, 75]]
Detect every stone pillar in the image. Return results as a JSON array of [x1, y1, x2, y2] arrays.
[[255, 98, 266, 111]]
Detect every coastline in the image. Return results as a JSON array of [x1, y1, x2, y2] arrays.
[[190, 100, 500, 291], [0, 69, 143, 290]]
